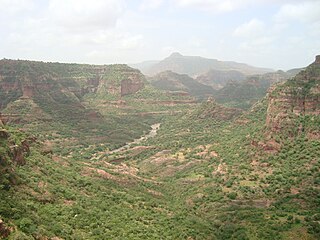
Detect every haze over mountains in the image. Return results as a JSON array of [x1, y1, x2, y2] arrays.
[[131, 52, 273, 77]]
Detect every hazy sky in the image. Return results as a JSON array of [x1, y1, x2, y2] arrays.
[[0, 0, 319, 70]]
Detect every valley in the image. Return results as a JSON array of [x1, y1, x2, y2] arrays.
[[0, 55, 319, 240]]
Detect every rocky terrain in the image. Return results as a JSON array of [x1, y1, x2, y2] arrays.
[[0, 60, 145, 112], [266, 56, 320, 135], [0, 56, 319, 240]]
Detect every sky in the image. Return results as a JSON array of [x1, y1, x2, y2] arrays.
[[0, 0, 319, 70]]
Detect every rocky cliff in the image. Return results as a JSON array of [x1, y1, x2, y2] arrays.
[[266, 56, 320, 136], [0, 124, 35, 191], [0, 60, 145, 123], [0, 60, 145, 108]]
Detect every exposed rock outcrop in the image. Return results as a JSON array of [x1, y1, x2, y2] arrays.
[[10, 139, 31, 165], [121, 74, 145, 96], [0, 116, 36, 166], [0, 115, 4, 127], [0, 60, 145, 123], [266, 56, 320, 135], [0, 60, 145, 108]]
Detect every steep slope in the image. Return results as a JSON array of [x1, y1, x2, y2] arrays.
[[266, 56, 320, 136], [0, 60, 145, 109], [0, 60, 146, 118], [137, 52, 272, 76], [0, 59, 149, 149], [149, 70, 214, 99], [213, 70, 299, 109]]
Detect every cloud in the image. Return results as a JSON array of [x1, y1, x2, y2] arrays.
[[233, 19, 265, 37], [172, 0, 311, 12], [0, 0, 35, 15], [275, 1, 320, 23], [187, 37, 203, 48], [88, 31, 145, 50], [48, 0, 125, 32], [139, 0, 164, 11], [174, 0, 248, 12], [0, 0, 146, 63]]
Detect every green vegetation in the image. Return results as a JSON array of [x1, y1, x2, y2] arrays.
[[0, 59, 319, 239]]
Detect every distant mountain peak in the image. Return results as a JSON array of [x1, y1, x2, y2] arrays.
[[133, 53, 273, 76], [169, 52, 183, 58]]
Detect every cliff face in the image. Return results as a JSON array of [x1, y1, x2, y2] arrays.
[[0, 127, 33, 166], [266, 56, 320, 135], [0, 124, 36, 192], [0, 60, 145, 123], [0, 60, 145, 110], [121, 77, 144, 96]]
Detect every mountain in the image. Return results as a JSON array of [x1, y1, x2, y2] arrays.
[[0, 59, 152, 149], [266, 55, 320, 136], [213, 70, 298, 109], [148, 70, 215, 99], [196, 69, 247, 90], [134, 52, 273, 77], [0, 59, 145, 122]]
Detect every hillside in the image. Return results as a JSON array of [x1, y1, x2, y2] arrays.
[[148, 70, 215, 99], [0, 56, 319, 239], [212, 70, 299, 109], [0, 60, 151, 150], [266, 56, 320, 136], [0, 59, 200, 150], [134, 52, 273, 77]]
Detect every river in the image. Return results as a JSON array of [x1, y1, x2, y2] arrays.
[[109, 123, 160, 154]]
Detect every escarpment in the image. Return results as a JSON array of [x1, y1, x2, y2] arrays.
[[266, 55, 320, 136], [0, 60, 145, 108], [0, 60, 145, 123]]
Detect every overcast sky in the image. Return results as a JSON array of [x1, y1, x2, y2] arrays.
[[0, 0, 319, 70]]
